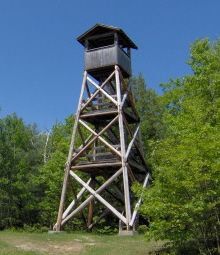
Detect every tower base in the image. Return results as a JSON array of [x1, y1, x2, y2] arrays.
[[118, 230, 137, 236], [48, 230, 65, 234]]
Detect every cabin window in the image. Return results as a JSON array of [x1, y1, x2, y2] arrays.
[[87, 34, 115, 50]]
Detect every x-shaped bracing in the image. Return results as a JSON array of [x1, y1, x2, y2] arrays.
[[54, 66, 150, 232], [60, 168, 149, 227]]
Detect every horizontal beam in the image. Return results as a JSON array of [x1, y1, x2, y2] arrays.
[[71, 161, 121, 170]]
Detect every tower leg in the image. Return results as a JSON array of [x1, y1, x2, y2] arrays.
[[54, 71, 87, 231], [115, 65, 131, 230]]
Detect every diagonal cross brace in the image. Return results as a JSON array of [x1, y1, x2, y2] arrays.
[[125, 125, 140, 161], [81, 71, 116, 112], [62, 178, 92, 220], [79, 118, 121, 157], [87, 76, 118, 106], [72, 115, 120, 161], [66, 169, 127, 225], [129, 173, 150, 227], [61, 168, 124, 225]]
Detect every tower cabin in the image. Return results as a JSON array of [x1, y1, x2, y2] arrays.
[[77, 24, 138, 80]]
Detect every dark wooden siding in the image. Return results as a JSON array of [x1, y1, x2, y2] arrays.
[[85, 45, 131, 76]]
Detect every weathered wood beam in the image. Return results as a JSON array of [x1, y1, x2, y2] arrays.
[[71, 161, 121, 170], [54, 71, 88, 232], [80, 109, 117, 118], [129, 173, 150, 227], [125, 125, 140, 161], [115, 65, 131, 228]]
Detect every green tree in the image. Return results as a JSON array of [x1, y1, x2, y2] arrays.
[[136, 39, 220, 254], [0, 114, 44, 229], [131, 75, 164, 142], [37, 116, 88, 229]]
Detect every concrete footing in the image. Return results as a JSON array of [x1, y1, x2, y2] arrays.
[[48, 230, 65, 234], [118, 230, 137, 236]]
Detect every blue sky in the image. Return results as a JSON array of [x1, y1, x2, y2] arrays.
[[0, 0, 219, 130]]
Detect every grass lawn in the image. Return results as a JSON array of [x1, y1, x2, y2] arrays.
[[0, 230, 163, 255]]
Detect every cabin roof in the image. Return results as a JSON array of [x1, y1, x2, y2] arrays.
[[77, 23, 138, 49]]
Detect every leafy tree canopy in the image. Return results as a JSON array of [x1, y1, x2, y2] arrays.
[[135, 39, 220, 254]]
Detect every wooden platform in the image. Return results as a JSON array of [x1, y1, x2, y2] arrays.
[[80, 109, 118, 123], [71, 160, 122, 175]]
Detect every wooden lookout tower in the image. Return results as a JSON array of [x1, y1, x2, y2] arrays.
[[54, 24, 150, 234]]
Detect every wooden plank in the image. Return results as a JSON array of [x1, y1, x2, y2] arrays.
[[71, 161, 121, 170], [54, 71, 88, 232], [80, 109, 118, 118], [61, 168, 123, 225], [129, 174, 150, 227]]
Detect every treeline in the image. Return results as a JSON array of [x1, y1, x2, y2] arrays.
[[0, 39, 219, 254]]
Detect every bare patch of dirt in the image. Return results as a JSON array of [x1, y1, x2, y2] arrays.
[[6, 239, 84, 254]]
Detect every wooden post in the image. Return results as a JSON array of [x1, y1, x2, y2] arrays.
[[115, 65, 131, 229], [54, 71, 87, 231]]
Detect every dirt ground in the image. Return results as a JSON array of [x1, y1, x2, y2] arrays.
[[0, 231, 164, 255], [0, 233, 98, 254]]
